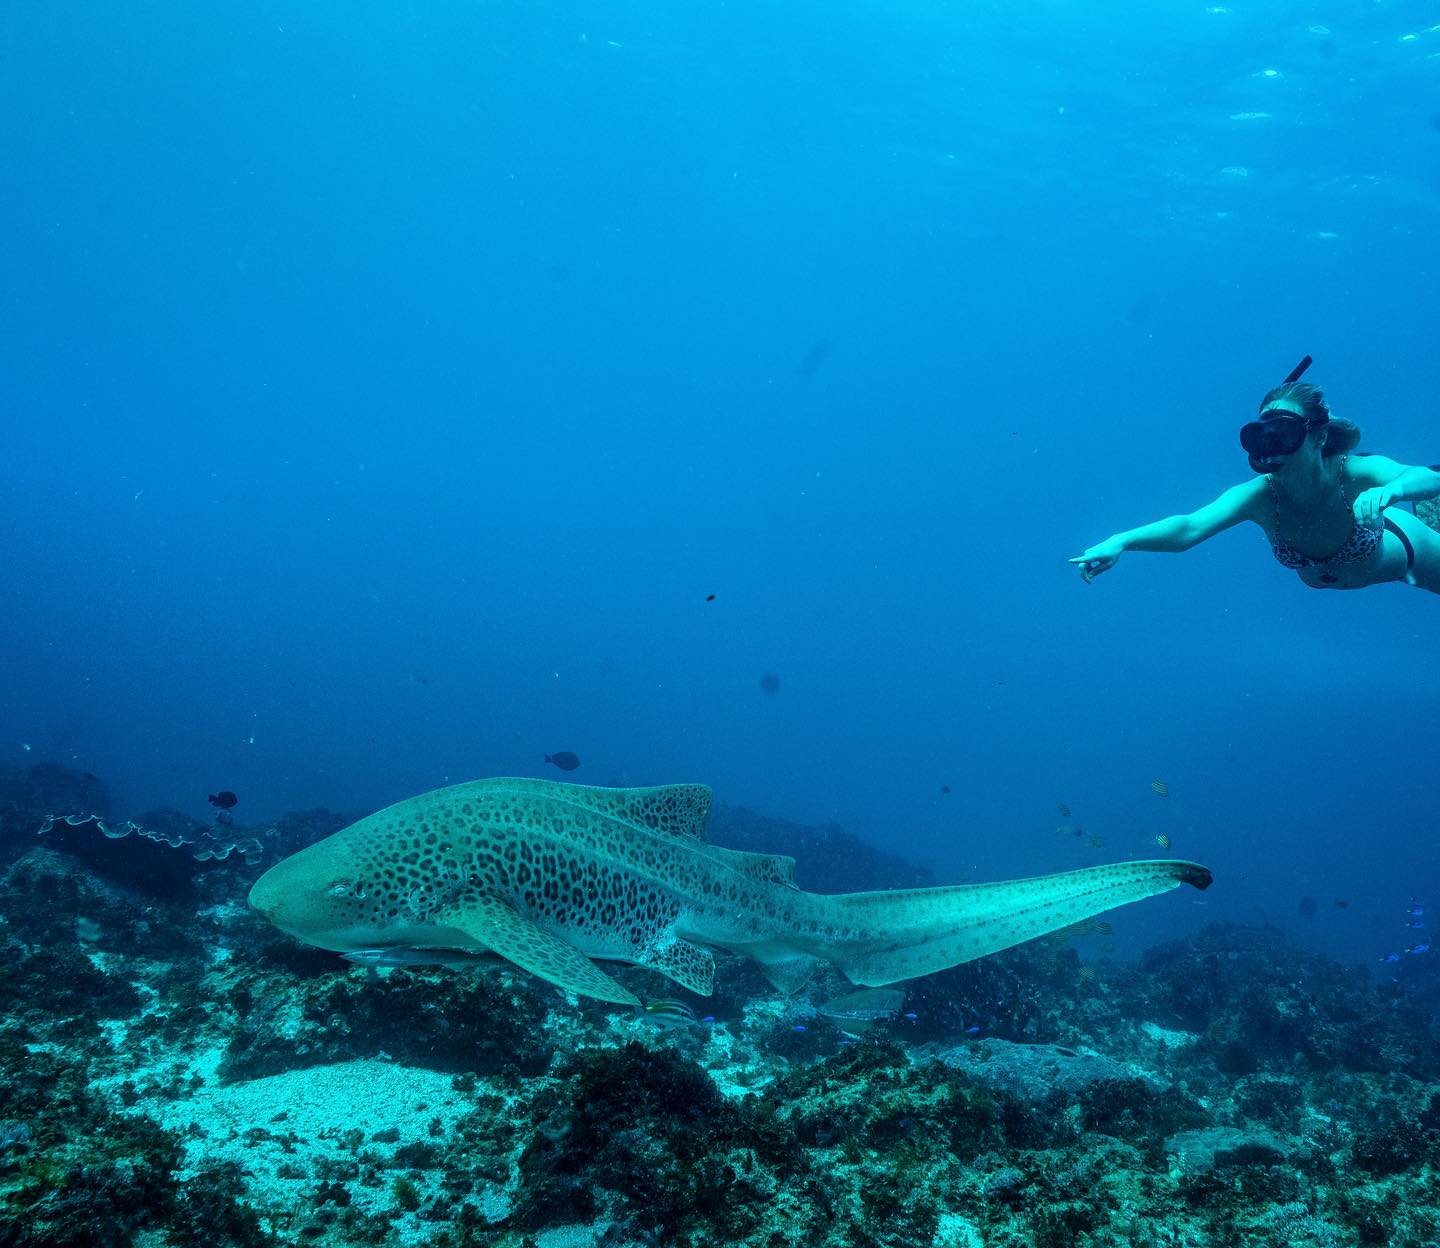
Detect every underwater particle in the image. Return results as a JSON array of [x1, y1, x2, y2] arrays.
[[1058, 802, 1071, 818], [1308, 24, 1331, 35], [1298, 896, 1318, 918], [208, 790, 238, 810], [705, 593, 716, 602], [940, 785, 952, 794], [1220, 166, 1249, 178], [1229, 111, 1273, 120], [1155, 833, 1172, 850], [545, 751, 581, 771], [1432, 112, 1440, 133], [759, 673, 781, 695], [1100, 940, 1115, 954], [1151, 779, 1170, 797], [1334, 898, 1349, 908]]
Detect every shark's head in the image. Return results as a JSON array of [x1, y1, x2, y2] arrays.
[[248, 832, 393, 951]]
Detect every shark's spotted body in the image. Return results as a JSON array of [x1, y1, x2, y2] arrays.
[[249, 777, 1212, 1007]]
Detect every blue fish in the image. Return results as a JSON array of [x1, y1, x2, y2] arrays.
[[792, 1024, 808, 1033], [902, 1012, 918, 1021], [1380, 952, 1402, 964], [1407, 943, 1431, 956], [1408, 919, 1426, 930], [965, 1025, 982, 1034], [1410, 901, 1425, 917]]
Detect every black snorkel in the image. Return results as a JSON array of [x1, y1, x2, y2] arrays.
[[1244, 354, 1314, 473], [1281, 354, 1312, 386]]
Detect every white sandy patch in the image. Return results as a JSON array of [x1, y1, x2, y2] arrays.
[[131, 1059, 489, 1235]]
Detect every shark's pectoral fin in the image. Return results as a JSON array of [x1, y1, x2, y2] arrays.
[[436, 895, 641, 1008], [637, 937, 715, 995]]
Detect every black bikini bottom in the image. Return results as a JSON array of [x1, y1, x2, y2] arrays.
[[1384, 516, 1415, 577]]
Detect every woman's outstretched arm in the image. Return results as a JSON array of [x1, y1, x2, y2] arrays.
[[1070, 479, 1263, 582]]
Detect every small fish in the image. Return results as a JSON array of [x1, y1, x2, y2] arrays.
[[643, 999, 700, 1030], [1086, 835, 1105, 849], [545, 751, 581, 771], [1408, 943, 1431, 956], [1380, 952, 1402, 964], [208, 790, 239, 810], [1056, 824, 1082, 838], [700, 1015, 716, 1023], [1057, 803, 1071, 818], [798, 339, 831, 377], [1409, 919, 1426, 930], [1151, 780, 1170, 798], [342, 947, 497, 969], [705, 594, 716, 602], [1061, 918, 1113, 938], [1099, 941, 1115, 954], [1334, 899, 1349, 909], [1154, 833, 1171, 850], [964, 1025, 982, 1035], [940, 785, 952, 794], [1298, 896, 1318, 919], [792, 1024, 808, 1033], [760, 673, 781, 695], [816, 987, 905, 1027], [1077, 966, 1097, 982], [902, 1012, 918, 1021], [1409, 901, 1425, 918]]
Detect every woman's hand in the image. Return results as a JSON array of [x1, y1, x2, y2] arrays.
[[1353, 485, 1398, 528], [1069, 538, 1125, 583]]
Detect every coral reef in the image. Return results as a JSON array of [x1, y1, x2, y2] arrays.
[[6, 763, 1440, 1247]]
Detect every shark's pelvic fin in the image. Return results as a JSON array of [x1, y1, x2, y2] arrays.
[[436, 895, 641, 1008]]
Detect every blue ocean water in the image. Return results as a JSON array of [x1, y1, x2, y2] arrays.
[[3, 3, 1439, 973]]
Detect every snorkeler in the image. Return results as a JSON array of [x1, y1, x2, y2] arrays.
[[1072, 358, 1440, 593]]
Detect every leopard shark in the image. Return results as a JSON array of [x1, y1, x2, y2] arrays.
[[248, 777, 1212, 1006]]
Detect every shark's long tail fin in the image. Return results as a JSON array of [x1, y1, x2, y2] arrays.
[[814, 859, 1211, 987]]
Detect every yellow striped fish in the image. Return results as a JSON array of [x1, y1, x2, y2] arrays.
[[1154, 833, 1172, 850], [1151, 780, 1170, 797]]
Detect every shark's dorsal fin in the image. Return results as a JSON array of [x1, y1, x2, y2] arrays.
[[703, 845, 799, 890], [475, 778, 713, 843]]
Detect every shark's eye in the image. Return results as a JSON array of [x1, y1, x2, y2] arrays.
[[328, 882, 352, 898]]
